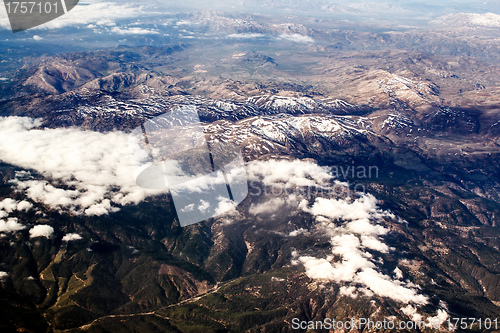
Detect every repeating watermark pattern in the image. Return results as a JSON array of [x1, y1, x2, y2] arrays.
[[130, 106, 248, 227], [248, 165, 379, 199], [3, 0, 78, 32]]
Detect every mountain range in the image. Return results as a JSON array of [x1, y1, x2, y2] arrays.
[[0, 9, 499, 333]]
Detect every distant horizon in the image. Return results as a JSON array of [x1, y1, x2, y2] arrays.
[[1, 0, 500, 33]]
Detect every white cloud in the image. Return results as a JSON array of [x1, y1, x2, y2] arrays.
[[0, 116, 248, 220], [29, 225, 54, 239], [394, 267, 403, 279], [17, 200, 33, 211], [347, 218, 388, 236], [289, 228, 308, 237], [198, 199, 210, 213], [279, 33, 314, 43], [180, 203, 195, 212], [0, 271, 8, 280], [176, 20, 192, 26], [307, 195, 379, 221], [0, 218, 25, 233], [41, 1, 146, 30], [361, 235, 390, 253], [426, 309, 449, 327], [0, 125, 428, 306], [255, 160, 429, 305], [299, 235, 428, 305], [227, 33, 265, 38], [339, 285, 358, 298], [249, 195, 300, 215], [0, 198, 32, 217], [299, 256, 340, 280], [110, 26, 159, 35], [355, 268, 428, 305], [214, 196, 239, 223], [247, 159, 332, 189], [62, 233, 83, 241], [33, 35, 44, 41], [401, 303, 449, 328], [0, 117, 163, 216], [0, 198, 19, 213], [166, 163, 237, 195], [85, 199, 117, 215], [246, 159, 415, 304], [401, 304, 424, 322]]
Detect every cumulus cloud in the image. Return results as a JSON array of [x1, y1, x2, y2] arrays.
[[249, 195, 301, 215], [175, 20, 193, 26], [427, 309, 449, 327], [227, 33, 265, 38], [198, 199, 210, 213], [42, 1, 146, 30], [401, 304, 449, 328], [339, 285, 358, 298], [394, 267, 404, 279], [62, 233, 83, 241], [29, 225, 54, 239], [284, 181, 420, 304], [296, 195, 427, 305], [0, 218, 26, 233], [246, 160, 428, 306], [297, 210, 427, 305], [307, 195, 379, 221], [361, 235, 390, 253], [110, 26, 159, 35], [0, 199, 19, 213], [401, 304, 424, 322], [0, 116, 249, 222], [180, 203, 195, 212], [289, 228, 308, 237], [0, 198, 34, 215], [16, 200, 33, 212], [247, 159, 332, 189], [0, 121, 426, 307], [279, 33, 314, 43], [33, 35, 44, 41], [0, 117, 163, 216], [214, 196, 240, 224], [0, 9, 9, 30], [346, 218, 388, 236], [356, 268, 427, 304]]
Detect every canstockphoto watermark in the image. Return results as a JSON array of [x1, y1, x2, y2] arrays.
[[248, 180, 369, 198], [291, 318, 444, 331], [3, 0, 79, 32], [130, 106, 248, 227]]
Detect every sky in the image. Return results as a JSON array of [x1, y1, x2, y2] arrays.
[[1, 0, 499, 32], [0, 0, 499, 62]]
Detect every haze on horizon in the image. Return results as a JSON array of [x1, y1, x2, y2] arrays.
[[1, 0, 500, 32]]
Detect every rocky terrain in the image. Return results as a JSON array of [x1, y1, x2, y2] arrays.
[[0, 10, 499, 333]]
